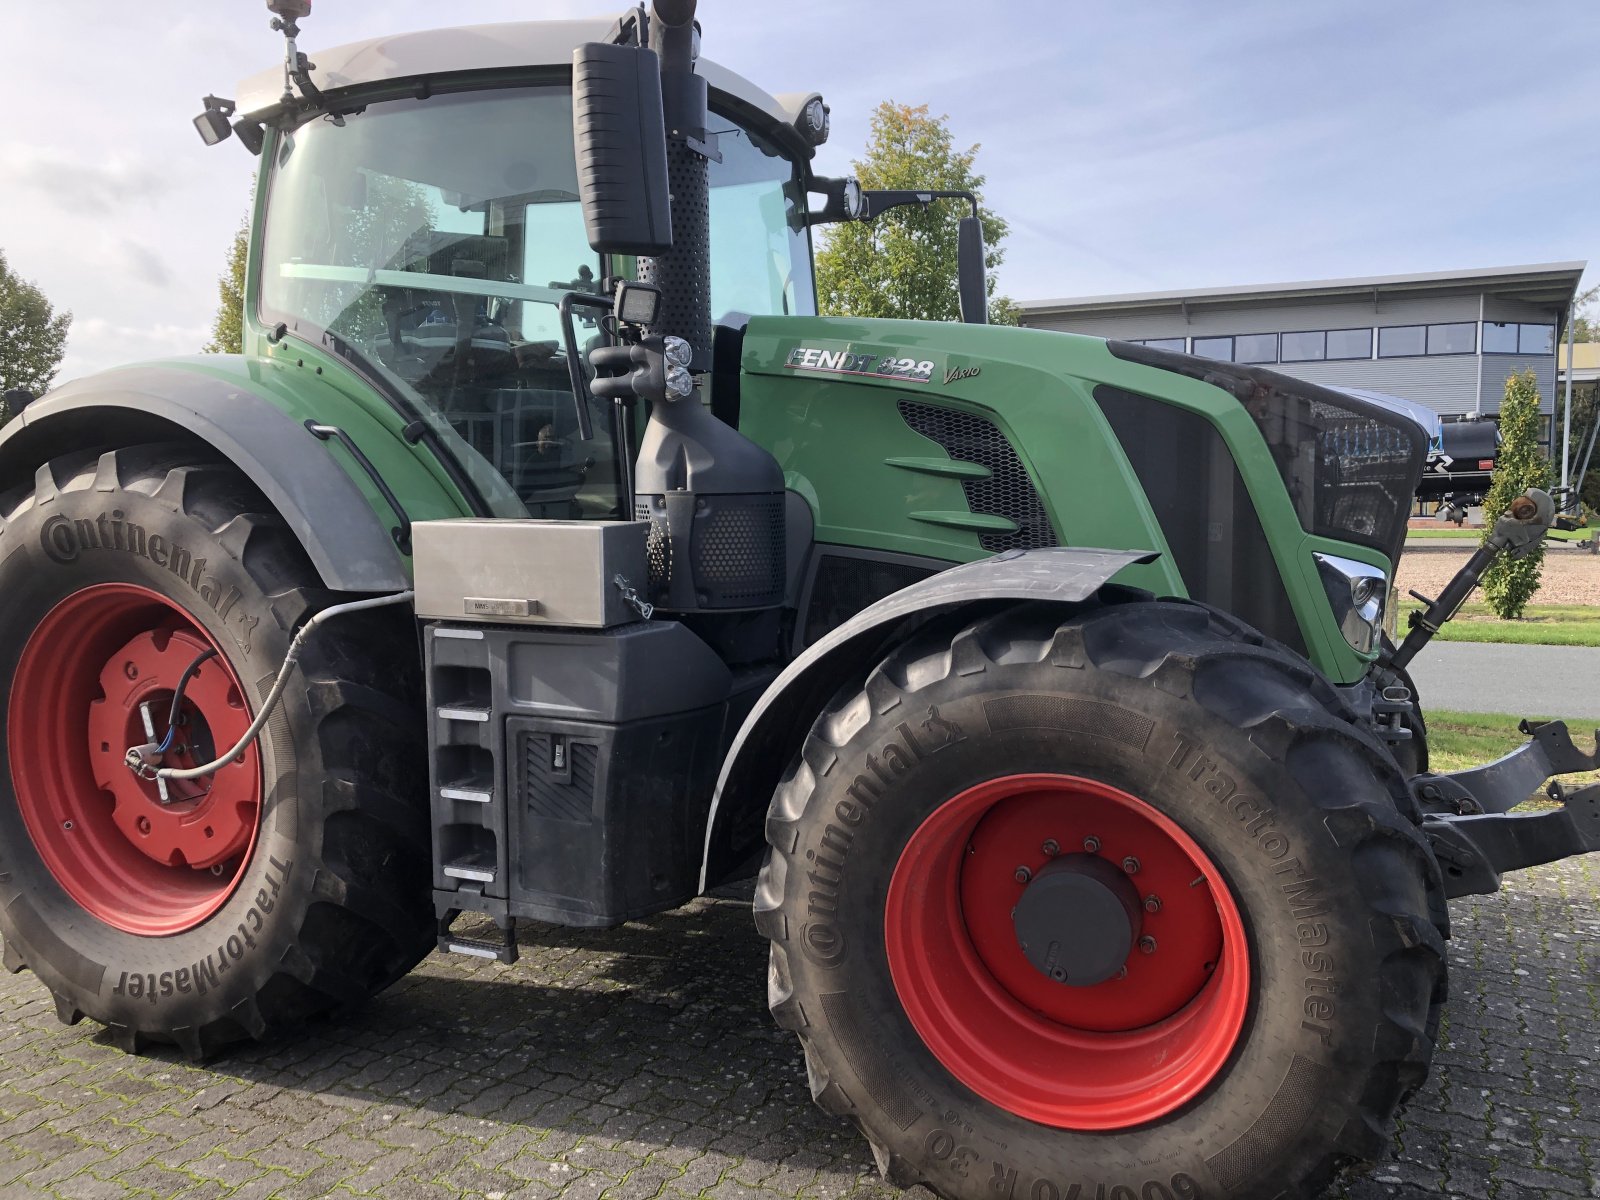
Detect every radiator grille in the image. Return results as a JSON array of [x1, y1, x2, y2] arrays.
[[898, 401, 1058, 552]]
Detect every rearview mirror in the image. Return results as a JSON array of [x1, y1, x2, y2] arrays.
[[957, 215, 988, 325], [572, 42, 673, 256]]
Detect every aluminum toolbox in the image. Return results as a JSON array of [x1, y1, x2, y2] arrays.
[[412, 519, 650, 627]]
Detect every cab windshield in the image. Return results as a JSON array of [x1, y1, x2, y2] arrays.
[[258, 84, 815, 518]]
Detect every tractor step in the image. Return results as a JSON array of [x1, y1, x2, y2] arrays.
[[436, 913, 519, 964]]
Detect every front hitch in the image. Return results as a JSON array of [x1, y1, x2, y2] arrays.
[[1414, 720, 1600, 898]]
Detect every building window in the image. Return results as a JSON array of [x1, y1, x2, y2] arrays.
[[1483, 321, 1518, 353], [1378, 325, 1426, 357], [1281, 331, 1325, 362], [1326, 328, 1372, 359], [1193, 336, 1234, 362], [1235, 333, 1278, 364], [1133, 337, 1187, 352], [1484, 322, 1556, 355], [1426, 322, 1476, 355], [1518, 324, 1555, 354]]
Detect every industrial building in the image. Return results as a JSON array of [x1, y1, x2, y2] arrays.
[[1019, 262, 1587, 448]]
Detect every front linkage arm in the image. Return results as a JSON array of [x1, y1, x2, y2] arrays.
[[1378, 486, 1600, 897], [1414, 721, 1600, 898]]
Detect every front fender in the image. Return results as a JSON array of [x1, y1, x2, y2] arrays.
[[0, 360, 466, 592], [699, 545, 1158, 890]]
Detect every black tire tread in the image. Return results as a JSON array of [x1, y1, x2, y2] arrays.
[[0, 444, 432, 1056], [756, 596, 1448, 1200]]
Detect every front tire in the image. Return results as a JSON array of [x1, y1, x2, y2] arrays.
[[756, 598, 1446, 1200], [0, 445, 432, 1057]]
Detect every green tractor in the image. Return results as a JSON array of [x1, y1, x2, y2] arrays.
[[1, 4, 1595, 1197]]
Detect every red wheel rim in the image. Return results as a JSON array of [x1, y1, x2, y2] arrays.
[[9, 583, 262, 935], [885, 773, 1249, 1130]]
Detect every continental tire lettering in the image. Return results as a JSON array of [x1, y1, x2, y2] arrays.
[[110, 855, 293, 1003], [797, 709, 966, 968], [37, 508, 262, 657]]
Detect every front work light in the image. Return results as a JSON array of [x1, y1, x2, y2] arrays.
[[614, 280, 663, 327]]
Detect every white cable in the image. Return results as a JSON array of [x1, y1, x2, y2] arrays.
[[156, 591, 414, 783]]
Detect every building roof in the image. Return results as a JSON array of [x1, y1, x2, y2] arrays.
[[1021, 262, 1588, 318]]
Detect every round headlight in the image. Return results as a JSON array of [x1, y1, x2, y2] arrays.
[[800, 96, 830, 145], [665, 364, 694, 399], [663, 336, 693, 368], [843, 179, 863, 220]]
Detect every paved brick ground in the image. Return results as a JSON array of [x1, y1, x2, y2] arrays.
[[1, 858, 1595, 1200]]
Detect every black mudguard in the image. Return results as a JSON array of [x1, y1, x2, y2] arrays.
[[0, 363, 411, 592], [699, 546, 1157, 890]]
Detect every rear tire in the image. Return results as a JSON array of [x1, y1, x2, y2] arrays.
[[756, 597, 1446, 1200], [0, 445, 432, 1057]]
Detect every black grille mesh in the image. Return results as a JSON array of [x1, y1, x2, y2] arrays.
[[897, 401, 1058, 552], [691, 495, 786, 607]]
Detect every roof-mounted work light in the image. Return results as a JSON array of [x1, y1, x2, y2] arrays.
[[193, 95, 236, 146], [793, 93, 829, 146]]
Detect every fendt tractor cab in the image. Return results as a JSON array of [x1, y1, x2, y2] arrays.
[[0, 5, 1595, 1199]]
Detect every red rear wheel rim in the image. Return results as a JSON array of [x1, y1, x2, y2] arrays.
[[9, 583, 262, 936], [885, 773, 1250, 1130]]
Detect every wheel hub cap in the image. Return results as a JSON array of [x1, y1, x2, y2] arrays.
[[1013, 854, 1142, 987]]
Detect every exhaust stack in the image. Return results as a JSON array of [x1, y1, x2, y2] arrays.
[[638, 0, 713, 371]]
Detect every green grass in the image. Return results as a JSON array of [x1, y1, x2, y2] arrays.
[[1406, 525, 1589, 541], [1425, 709, 1600, 807], [1407, 602, 1600, 646]]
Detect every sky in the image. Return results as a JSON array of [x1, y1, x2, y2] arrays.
[[2, 1, 1597, 384]]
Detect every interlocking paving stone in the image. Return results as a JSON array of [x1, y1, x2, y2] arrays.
[[0, 859, 1595, 1200]]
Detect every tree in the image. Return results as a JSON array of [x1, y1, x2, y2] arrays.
[[1479, 369, 1553, 618], [0, 250, 72, 423], [815, 102, 1015, 325], [1569, 283, 1598, 343], [204, 215, 250, 355]]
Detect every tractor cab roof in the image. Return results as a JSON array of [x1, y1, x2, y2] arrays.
[[237, 19, 811, 155]]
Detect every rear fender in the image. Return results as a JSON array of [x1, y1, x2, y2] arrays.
[[699, 546, 1158, 889], [0, 362, 459, 592]]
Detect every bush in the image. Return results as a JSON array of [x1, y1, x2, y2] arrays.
[[1479, 369, 1553, 618]]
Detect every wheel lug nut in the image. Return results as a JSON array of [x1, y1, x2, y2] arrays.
[[123, 661, 139, 681], [1041, 839, 1059, 857], [1013, 866, 1032, 884], [1083, 836, 1101, 853], [1144, 895, 1162, 913], [136, 816, 152, 836], [1122, 856, 1141, 875], [1139, 935, 1157, 955]]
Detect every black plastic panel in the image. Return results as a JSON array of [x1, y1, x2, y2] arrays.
[[1093, 385, 1308, 655]]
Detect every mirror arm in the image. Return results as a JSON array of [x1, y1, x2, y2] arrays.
[[559, 291, 616, 442]]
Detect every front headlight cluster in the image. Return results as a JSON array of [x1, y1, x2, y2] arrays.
[[1313, 553, 1387, 655]]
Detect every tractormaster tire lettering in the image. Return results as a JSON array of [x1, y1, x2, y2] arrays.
[[756, 595, 1448, 1200], [0, 445, 432, 1057]]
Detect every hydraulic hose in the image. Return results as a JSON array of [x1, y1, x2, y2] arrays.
[[153, 591, 414, 783]]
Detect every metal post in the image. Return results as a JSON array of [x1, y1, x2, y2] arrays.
[[1474, 293, 1485, 415], [1562, 306, 1576, 494]]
